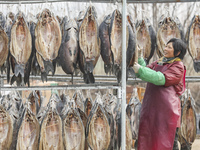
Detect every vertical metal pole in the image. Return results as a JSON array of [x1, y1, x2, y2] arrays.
[[121, 0, 126, 150]]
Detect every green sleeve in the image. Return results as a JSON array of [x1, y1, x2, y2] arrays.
[[136, 66, 165, 86], [138, 57, 146, 67]]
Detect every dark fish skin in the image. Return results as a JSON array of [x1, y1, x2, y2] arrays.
[[99, 14, 113, 74], [56, 94, 67, 115], [78, 6, 100, 84], [58, 18, 79, 83], [76, 108, 88, 150], [136, 18, 156, 64], [157, 16, 184, 58], [114, 103, 132, 150], [27, 91, 40, 116], [109, 9, 129, 83], [187, 15, 200, 72], [60, 16, 68, 36], [29, 21, 40, 76], [5, 12, 14, 83], [126, 94, 141, 140], [84, 97, 93, 117], [126, 22, 136, 78]]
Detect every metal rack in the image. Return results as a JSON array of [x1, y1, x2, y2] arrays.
[[0, 0, 199, 150], [0, 0, 199, 4]]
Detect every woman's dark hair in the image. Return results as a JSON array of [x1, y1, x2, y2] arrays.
[[167, 38, 187, 60]]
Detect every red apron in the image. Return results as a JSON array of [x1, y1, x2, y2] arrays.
[[137, 62, 184, 150]]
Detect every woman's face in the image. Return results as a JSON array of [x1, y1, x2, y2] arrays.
[[164, 42, 174, 58]]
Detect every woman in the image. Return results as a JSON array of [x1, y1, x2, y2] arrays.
[[133, 38, 187, 150]]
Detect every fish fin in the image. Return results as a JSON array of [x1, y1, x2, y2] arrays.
[[88, 72, 95, 83], [52, 60, 56, 75], [43, 60, 54, 75], [7, 56, 10, 84], [71, 74, 73, 84], [127, 67, 136, 78], [41, 72, 47, 82], [10, 75, 22, 86], [193, 61, 200, 72], [83, 73, 89, 84], [104, 64, 112, 74], [14, 64, 24, 77], [86, 61, 94, 72]]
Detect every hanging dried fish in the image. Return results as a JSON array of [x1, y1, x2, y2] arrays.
[[35, 8, 62, 81], [73, 90, 85, 112], [0, 105, 13, 150], [0, 12, 9, 73], [58, 18, 79, 83], [126, 88, 141, 140], [157, 16, 184, 58], [60, 16, 68, 36], [78, 5, 100, 83], [186, 15, 200, 72], [16, 105, 40, 150], [84, 90, 93, 117], [29, 21, 40, 76], [5, 12, 15, 83], [99, 14, 113, 74], [136, 18, 156, 64], [178, 89, 197, 150], [86, 94, 111, 150], [2, 91, 23, 150], [76, 107, 88, 150], [39, 94, 64, 150], [114, 103, 132, 150], [56, 93, 68, 115], [62, 102, 85, 150], [9, 11, 32, 86], [126, 19, 136, 78], [27, 90, 40, 116], [102, 92, 115, 150], [127, 14, 137, 69], [109, 9, 129, 82]]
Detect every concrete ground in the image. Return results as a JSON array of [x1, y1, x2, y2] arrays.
[[187, 139, 200, 150]]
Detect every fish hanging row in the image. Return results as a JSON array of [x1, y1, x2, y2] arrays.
[[0, 88, 142, 150], [0, 6, 199, 86]]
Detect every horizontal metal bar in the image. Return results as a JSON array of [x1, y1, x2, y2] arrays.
[[0, 0, 199, 4], [1, 75, 200, 84], [0, 82, 121, 91]]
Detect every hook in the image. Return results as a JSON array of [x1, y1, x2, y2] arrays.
[[18, 0, 22, 12]]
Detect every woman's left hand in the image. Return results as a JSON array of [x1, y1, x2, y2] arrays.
[[133, 62, 141, 73]]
